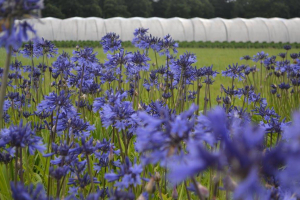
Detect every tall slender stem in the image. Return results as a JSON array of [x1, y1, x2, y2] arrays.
[[86, 154, 94, 193], [0, 47, 12, 129], [191, 177, 204, 200]]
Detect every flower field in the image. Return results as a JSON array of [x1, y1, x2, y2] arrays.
[[2, 1, 300, 200]]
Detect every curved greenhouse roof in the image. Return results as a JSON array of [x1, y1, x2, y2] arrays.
[[20, 17, 300, 43]]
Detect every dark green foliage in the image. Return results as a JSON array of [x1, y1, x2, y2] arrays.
[[33, 40, 300, 49], [43, 0, 300, 19], [126, 0, 153, 17], [103, 0, 130, 18]]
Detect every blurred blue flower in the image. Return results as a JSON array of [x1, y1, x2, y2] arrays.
[[222, 63, 245, 81], [105, 157, 143, 189], [0, 120, 46, 155], [10, 182, 47, 200], [100, 33, 122, 53]]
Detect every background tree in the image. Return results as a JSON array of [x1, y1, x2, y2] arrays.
[[125, 0, 153, 18], [103, 0, 130, 18], [164, 0, 190, 18], [43, 1, 65, 18], [42, 0, 300, 19], [188, 0, 214, 18]]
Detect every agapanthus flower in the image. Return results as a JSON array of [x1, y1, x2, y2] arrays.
[[221, 85, 238, 97], [10, 182, 48, 200], [34, 37, 58, 58], [126, 50, 150, 73], [240, 55, 251, 61], [222, 64, 245, 81], [282, 112, 300, 149], [68, 173, 100, 193], [93, 89, 127, 113], [82, 82, 101, 95], [56, 113, 95, 138], [260, 117, 290, 134], [37, 63, 48, 73], [50, 166, 69, 180], [156, 34, 178, 56], [100, 101, 135, 131], [134, 104, 198, 165], [76, 137, 97, 156], [132, 27, 149, 48], [44, 140, 73, 157], [252, 51, 269, 63], [233, 169, 270, 200], [132, 28, 160, 51], [278, 82, 290, 90], [71, 47, 99, 69], [264, 56, 277, 66], [0, 120, 46, 154], [104, 48, 132, 73], [107, 189, 135, 200], [138, 100, 175, 118], [20, 40, 37, 58], [188, 91, 197, 101], [0, 17, 39, 51], [94, 139, 120, 171], [9, 59, 22, 72], [278, 53, 287, 59], [37, 90, 77, 117], [0, 150, 13, 164], [100, 32, 122, 53], [290, 53, 298, 59], [100, 70, 117, 84], [105, 157, 143, 189], [52, 53, 75, 76], [170, 52, 197, 85], [67, 70, 94, 90], [254, 105, 279, 121], [168, 140, 220, 184], [202, 65, 219, 78], [248, 92, 267, 106], [283, 45, 292, 51]]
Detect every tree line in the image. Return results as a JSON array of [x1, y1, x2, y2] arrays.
[[43, 0, 300, 19]]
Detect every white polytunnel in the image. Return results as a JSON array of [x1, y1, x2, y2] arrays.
[[19, 17, 300, 43]]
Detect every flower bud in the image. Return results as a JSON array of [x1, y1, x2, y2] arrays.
[[134, 90, 139, 96], [52, 125, 56, 133], [154, 171, 161, 182], [137, 194, 147, 200], [81, 94, 87, 100], [25, 93, 31, 99], [108, 146, 114, 162], [196, 183, 209, 198], [145, 177, 155, 193], [223, 175, 237, 192], [198, 83, 203, 89], [138, 104, 144, 111], [172, 187, 178, 199]]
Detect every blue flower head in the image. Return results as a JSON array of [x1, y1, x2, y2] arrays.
[[10, 182, 48, 200], [105, 157, 143, 189], [157, 34, 178, 56], [100, 32, 122, 53], [0, 120, 46, 155]]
